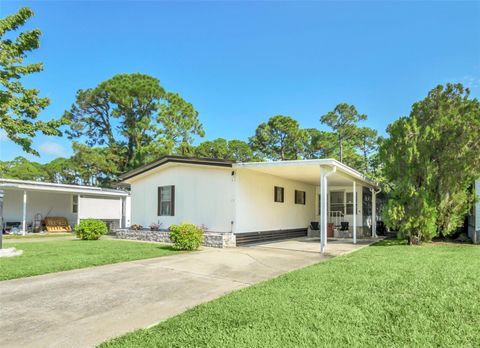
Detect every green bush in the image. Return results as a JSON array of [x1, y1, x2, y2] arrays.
[[75, 219, 108, 240], [169, 223, 204, 250]]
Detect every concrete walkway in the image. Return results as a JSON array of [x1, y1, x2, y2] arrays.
[[0, 240, 370, 348]]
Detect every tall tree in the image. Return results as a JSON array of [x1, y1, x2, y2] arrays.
[[227, 139, 257, 162], [157, 92, 205, 156], [302, 129, 338, 159], [380, 83, 480, 241], [63, 73, 204, 171], [320, 103, 367, 162], [70, 143, 120, 186], [195, 138, 257, 162], [356, 127, 378, 173], [195, 138, 229, 159], [45, 157, 78, 184], [249, 115, 306, 160], [0, 7, 63, 155], [0, 156, 48, 181]]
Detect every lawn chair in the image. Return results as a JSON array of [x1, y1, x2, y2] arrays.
[[339, 222, 349, 238]]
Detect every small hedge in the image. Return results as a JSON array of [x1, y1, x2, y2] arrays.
[[75, 219, 108, 240], [169, 223, 204, 250]]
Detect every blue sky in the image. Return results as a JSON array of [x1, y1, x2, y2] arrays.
[[1, 1, 479, 163]]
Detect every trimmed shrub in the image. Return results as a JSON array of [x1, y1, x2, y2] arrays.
[[169, 223, 204, 250], [75, 219, 108, 240]]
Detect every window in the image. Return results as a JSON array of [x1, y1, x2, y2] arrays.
[[158, 186, 175, 216], [346, 192, 357, 215], [295, 190, 306, 205], [72, 195, 78, 214], [330, 191, 344, 214], [274, 186, 284, 203]]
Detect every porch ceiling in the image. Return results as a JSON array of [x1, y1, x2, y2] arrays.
[[233, 159, 377, 188]]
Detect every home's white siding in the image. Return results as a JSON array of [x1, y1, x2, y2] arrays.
[[129, 165, 233, 232], [234, 168, 316, 233], [476, 180, 480, 232], [79, 195, 123, 220], [3, 189, 77, 226]]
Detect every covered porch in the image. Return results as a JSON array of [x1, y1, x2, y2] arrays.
[[234, 159, 381, 253]]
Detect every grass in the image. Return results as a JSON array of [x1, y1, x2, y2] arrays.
[[0, 240, 177, 281], [101, 240, 480, 348], [3, 232, 73, 239]]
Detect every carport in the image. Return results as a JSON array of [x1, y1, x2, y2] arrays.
[[0, 178, 131, 234], [234, 159, 381, 253]]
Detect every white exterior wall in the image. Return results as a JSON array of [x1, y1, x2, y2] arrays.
[[79, 195, 123, 220], [129, 165, 233, 232], [234, 168, 316, 233], [3, 189, 77, 227], [476, 180, 480, 232]]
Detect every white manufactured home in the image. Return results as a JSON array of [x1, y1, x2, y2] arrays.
[[0, 178, 131, 234], [121, 156, 381, 251]]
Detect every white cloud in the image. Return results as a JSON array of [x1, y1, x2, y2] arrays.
[[464, 75, 480, 89], [39, 141, 67, 157], [0, 129, 8, 141]]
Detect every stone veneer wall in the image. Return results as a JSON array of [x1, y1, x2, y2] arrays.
[[114, 229, 236, 248]]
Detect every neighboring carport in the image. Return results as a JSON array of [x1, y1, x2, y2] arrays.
[[0, 178, 130, 235]]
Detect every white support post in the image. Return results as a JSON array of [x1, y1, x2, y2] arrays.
[[320, 168, 326, 253], [372, 190, 377, 238], [121, 196, 126, 229], [320, 165, 336, 253], [353, 181, 357, 244], [22, 190, 27, 235], [76, 194, 81, 226]]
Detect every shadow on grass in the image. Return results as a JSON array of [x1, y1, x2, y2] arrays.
[[370, 239, 408, 247]]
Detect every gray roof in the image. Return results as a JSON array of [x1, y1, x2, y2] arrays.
[[120, 155, 235, 181]]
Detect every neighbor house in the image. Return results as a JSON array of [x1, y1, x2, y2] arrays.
[[120, 156, 380, 251], [468, 179, 480, 243], [0, 178, 131, 234]]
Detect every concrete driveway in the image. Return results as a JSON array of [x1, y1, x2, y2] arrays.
[[0, 240, 369, 348]]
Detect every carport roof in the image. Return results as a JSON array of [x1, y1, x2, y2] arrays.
[[234, 159, 378, 188], [0, 178, 129, 197]]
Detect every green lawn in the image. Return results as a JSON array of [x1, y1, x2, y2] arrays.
[[3, 232, 73, 239], [101, 240, 480, 348], [0, 240, 177, 281]]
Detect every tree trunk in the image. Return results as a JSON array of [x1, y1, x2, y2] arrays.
[[339, 137, 343, 162]]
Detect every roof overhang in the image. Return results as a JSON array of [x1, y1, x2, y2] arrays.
[[233, 159, 378, 188], [120, 156, 234, 182], [0, 178, 129, 197]]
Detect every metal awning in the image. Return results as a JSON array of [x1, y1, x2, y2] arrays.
[[0, 178, 129, 197], [233, 159, 378, 188]]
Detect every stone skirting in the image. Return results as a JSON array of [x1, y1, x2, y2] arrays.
[[114, 229, 236, 248]]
